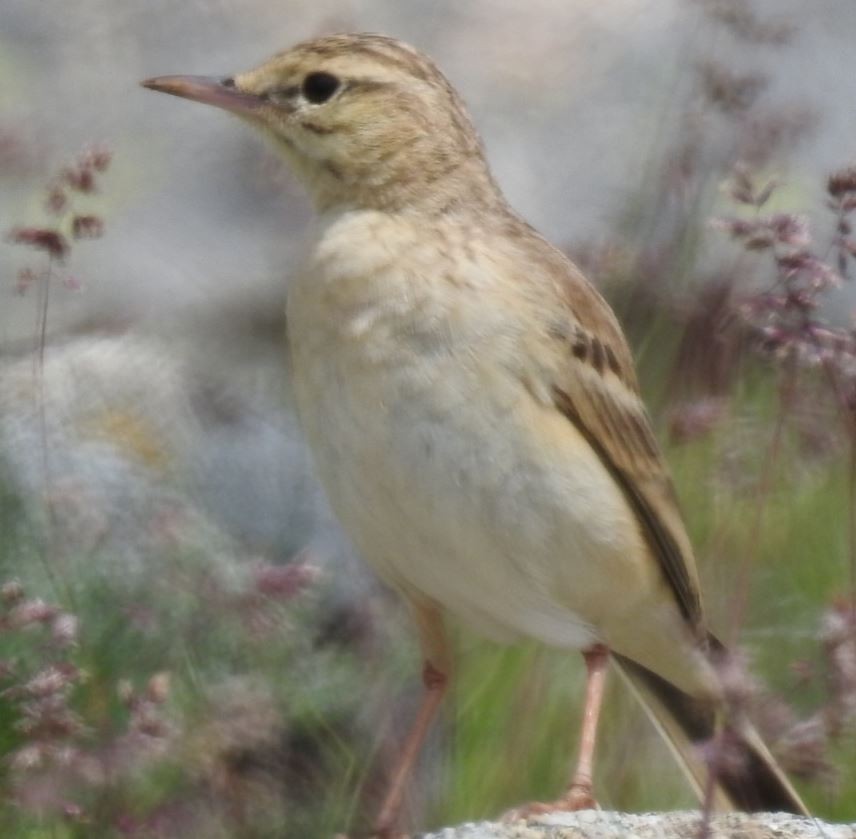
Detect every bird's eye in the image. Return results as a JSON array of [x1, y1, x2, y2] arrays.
[[302, 71, 340, 104]]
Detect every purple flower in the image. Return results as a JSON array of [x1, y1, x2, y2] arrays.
[[8, 227, 68, 259]]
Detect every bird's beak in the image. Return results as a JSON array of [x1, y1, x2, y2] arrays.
[[141, 75, 265, 117]]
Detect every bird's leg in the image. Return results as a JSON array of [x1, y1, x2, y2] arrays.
[[372, 601, 450, 839], [561, 643, 609, 808], [504, 643, 609, 819]]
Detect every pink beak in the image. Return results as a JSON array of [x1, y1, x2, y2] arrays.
[[141, 75, 266, 116]]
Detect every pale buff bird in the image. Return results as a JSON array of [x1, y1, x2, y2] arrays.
[[143, 33, 807, 837]]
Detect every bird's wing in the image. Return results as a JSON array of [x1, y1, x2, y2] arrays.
[[542, 258, 703, 628]]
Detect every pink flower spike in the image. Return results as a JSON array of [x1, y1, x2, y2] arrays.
[[8, 227, 68, 259]]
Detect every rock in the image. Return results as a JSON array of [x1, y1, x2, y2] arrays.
[[419, 812, 855, 839]]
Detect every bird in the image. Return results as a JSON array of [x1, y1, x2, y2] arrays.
[[142, 32, 808, 837]]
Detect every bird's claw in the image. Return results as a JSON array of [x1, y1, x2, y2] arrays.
[[502, 781, 598, 821]]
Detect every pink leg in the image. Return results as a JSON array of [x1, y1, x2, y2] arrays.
[[372, 601, 450, 838], [563, 643, 609, 807], [504, 644, 610, 819]]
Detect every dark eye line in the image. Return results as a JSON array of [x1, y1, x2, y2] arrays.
[[259, 85, 299, 103], [259, 78, 382, 105], [347, 78, 386, 93]]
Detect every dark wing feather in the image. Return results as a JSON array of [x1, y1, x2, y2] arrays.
[[549, 269, 703, 628]]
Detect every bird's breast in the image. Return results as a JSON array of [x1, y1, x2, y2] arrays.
[[285, 211, 642, 649]]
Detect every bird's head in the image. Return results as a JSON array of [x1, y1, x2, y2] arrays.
[[142, 33, 500, 214]]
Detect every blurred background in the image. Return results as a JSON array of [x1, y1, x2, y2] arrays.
[[1, 0, 856, 836]]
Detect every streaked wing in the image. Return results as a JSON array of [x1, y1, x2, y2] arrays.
[[548, 266, 703, 628]]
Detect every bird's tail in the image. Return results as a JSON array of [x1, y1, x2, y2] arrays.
[[611, 647, 809, 815]]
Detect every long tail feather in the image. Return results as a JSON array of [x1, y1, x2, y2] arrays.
[[612, 651, 809, 815]]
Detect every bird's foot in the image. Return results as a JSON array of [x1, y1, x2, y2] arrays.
[[502, 780, 598, 821]]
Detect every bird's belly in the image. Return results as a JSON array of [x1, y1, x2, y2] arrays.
[[293, 343, 649, 650]]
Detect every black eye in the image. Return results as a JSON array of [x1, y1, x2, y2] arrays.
[[302, 71, 340, 104]]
